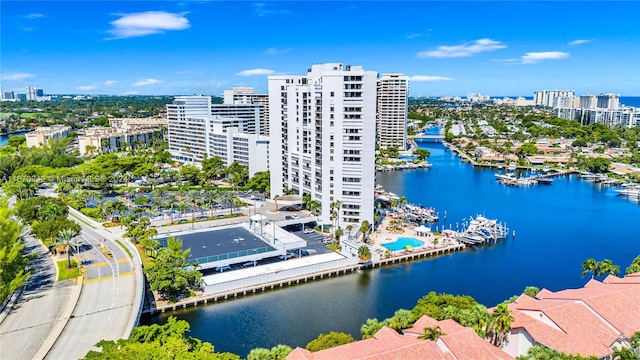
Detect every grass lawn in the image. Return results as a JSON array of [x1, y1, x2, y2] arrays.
[[57, 259, 80, 281], [0, 112, 16, 119], [19, 112, 50, 119]]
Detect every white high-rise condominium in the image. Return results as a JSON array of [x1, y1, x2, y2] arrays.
[[534, 90, 575, 107], [596, 93, 620, 109], [166, 95, 212, 163], [269, 63, 377, 228], [223, 87, 270, 135], [377, 74, 409, 150], [26, 86, 37, 101], [579, 95, 597, 109]]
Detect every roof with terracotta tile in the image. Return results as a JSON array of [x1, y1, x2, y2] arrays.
[[437, 320, 514, 360], [536, 279, 640, 337], [509, 295, 622, 357]]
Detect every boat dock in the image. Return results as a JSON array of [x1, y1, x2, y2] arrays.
[[369, 243, 465, 268]]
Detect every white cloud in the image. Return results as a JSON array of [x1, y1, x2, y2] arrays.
[[1, 72, 35, 81], [236, 68, 276, 76], [265, 47, 293, 55], [491, 58, 519, 63], [406, 33, 423, 39], [132, 78, 161, 86], [76, 85, 98, 91], [408, 75, 454, 82], [417, 38, 506, 58], [25, 13, 44, 19], [107, 11, 190, 39], [104, 80, 117, 86], [568, 39, 592, 46], [521, 51, 569, 64]]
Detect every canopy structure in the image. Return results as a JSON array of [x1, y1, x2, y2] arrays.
[[250, 214, 267, 222], [415, 225, 432, 236]]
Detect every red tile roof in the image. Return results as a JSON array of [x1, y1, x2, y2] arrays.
[[508, 277, 640, 357], [287, 317, 515, 360]]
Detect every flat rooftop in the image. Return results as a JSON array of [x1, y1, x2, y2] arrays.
[[157, 225, 275, 263], [202, 252, 346, 285]]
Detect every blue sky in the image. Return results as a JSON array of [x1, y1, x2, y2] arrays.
[[1, 1, 639, 97]]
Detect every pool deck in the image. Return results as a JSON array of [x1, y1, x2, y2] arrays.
[[371, 217, 464, 259]]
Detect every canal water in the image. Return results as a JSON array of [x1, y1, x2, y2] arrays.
[[0, 132, 27, 147], [145, 132, 640, 357]]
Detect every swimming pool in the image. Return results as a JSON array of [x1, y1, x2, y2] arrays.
[[381, 237, 425, 251]]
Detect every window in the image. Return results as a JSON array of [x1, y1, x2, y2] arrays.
[[330, 92, 334, 97]]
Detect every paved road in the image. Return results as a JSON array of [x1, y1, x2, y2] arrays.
[[45, 221, 136, 360], [0, 233, 80, 360]]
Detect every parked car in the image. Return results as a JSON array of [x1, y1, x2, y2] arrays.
[[301, 249, 317, 256], [242, 261, 257, 267], [303, 228, 315, 234], [285, 216, 293, 220], [215, 265, 231, 272], [291, 214, 299, 219], [280, 253, 295, 260]]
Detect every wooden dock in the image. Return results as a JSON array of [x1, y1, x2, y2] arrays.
[[368, 243, 465, 268]]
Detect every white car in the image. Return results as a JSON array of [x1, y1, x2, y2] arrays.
[[291, 214, 299, 219], [280, 253, 295, 260], [303, 228, 315, 234]]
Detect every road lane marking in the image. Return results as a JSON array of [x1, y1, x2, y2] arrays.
[[119, 271, 134, 277], [84, 276, 113, 284], [116, 258, 129, 264], [91, 262, 109, 268]]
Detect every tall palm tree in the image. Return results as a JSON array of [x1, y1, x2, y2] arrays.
[[418, 326, 445, 341], [38, 202, 60, 221], [488, 303, 514, 347], [581, 257, 598, 279], [17, 180, 37, 200], [153, 188, 167, 202], [56, 228, 81, 268], [163, 193, 178, 224], [185, 190, 201, 228], [111, 201, 128, 221], [203, 189, 221, 218], [273, 195, 280, 212], [596, 259, 620, 277], [225, 191, 240, 215]]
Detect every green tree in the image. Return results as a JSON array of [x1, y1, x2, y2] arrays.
[[357, 245, 371, 262], [56, 227, 81, 268], [246, 171, 270, 195], [524, 286, 540, 298], [418, 325, 445, 341], [6, 135, 26, 151], [626, 255, 640, 275], [180, 165, 202, 185], [305, 332, 355, 352], [360, 318, 388, 339], [596, 259, 620, 277], [144, 237, 201, 302], [83, 316, 240, 360], [518, 345, 598, 360], [388, 309, 412, 330], [0, 198, 31, 301], [202, 155, 225, 180], [413, 148, 431, 161], [580, 257, 598, 279], [269, 344, 293, 360], [487, 303, 514, 347], [246, 348, 271, 360], [516, 142, 539, 158]]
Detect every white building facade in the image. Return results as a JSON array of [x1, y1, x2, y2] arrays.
[[269, 63, 377, 228], [223, 87, 270, 135], [534, 90, 575, 107], [166, 95, 269, 176], [376, 74, 409, 150]]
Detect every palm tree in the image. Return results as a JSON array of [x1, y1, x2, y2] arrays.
[[38, 202, 60, 221], [346, 225, 353, 239], [487, 303, 514, 347], [111, 201, 128, 221], [359, 220, 371, 241], [163, 193, 178, 224], [56, 228, 81, 268], [17, 180, 37, 200], [226, 191, 240, 215], [388, 309, 412, 330], [153, 188, 167, 202], [358, 245, 371, 262], [611, 347, 636, 360], [184, 190, 201, 229], [273, 195, 280, 212], [596, 259, 620, 277], [334, 200, 343, 229], [580, 257, 598, 279], [307, 200, 321, 216], [400, 196, 407, 207], [203, 189, 221, 218], [418, 326, 445, 341], [390, 198, 398, 209]]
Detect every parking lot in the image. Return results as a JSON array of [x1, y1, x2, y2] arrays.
[[280, 222, 334, 256]]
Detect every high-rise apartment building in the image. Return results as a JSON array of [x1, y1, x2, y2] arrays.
[[223, 87, 270, 135], [534, 90, 575, 107], [269, 63, 377, 227], [211, 103, 264, 135], [26, 86, 38, 101], [596, 93, 620, 109], [579, 95, 597, 109], [166, 95, 269, 176], [376, 74, 408, 150]]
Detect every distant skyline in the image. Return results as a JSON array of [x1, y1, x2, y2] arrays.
[[1, 1, 639, 97]]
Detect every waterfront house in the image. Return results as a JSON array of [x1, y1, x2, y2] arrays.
[[287, 316, 514, 359], [501, 273, 640, 358]]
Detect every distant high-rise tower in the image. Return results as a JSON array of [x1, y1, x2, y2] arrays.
[[269, 63, 377, 227], [579, 95, 597, 109], [26, 86, 37, 101], [534, 90, 575, 107], [376, 74, 408, 150], [166, 95, 212, 162], [223, 87, 270, 135], [596, 93, 620, 109]]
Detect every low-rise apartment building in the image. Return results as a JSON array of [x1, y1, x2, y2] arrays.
[[25, 125, 71, 147], [78, 126, 162, 155]]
